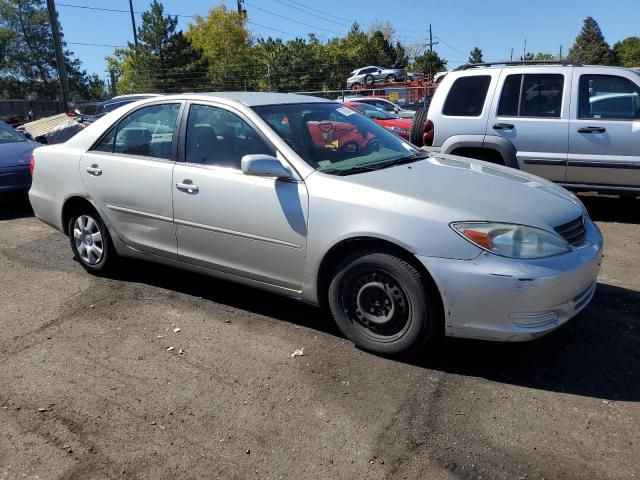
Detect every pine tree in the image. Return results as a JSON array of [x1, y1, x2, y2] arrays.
[[567, 17, 614, 65], [122, 0, 207, 93], [468, 47, 483, 64], [0, 0, 98, 99]]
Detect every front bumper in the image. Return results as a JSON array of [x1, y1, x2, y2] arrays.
[[418, 218, 604, 341], [0, 165, 31, 192]]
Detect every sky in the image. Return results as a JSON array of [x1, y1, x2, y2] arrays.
[[56, 0, 639, 84]]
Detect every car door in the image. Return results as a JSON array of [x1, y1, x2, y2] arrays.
[[79, 102, 183, 258], [567, 71, 640, 188], [172, 102, 309, 292], [487, 68, 571, 181]]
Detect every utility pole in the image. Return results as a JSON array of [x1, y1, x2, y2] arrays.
[[237, 0, 247, 18], [523, 38, 527, 61], [267, 63, 271, 91], [559, 45, 563, 61], [424, 24, 439, 82], [129, 0, 138, 46], [109, 71, 117, 97], [510, 48, 513, 61], [46, 0, 70, 112]]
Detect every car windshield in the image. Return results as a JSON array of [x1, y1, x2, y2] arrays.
[[351, 103, 397, 120], [253, 102, 424, 176], [0, 121, 26, 144]]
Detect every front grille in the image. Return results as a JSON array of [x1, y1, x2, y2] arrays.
[[555, 215, 586, 246]]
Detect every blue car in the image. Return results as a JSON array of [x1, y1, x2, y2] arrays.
[[0, 120, 40, 192]]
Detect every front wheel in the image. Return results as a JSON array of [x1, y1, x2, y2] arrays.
[[385, 74, 396, 83], [68, 209, 117, 274], [328, 251, 437, 355]]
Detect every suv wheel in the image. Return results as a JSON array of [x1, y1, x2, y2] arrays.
[[68, 208, 117, 274], [364, 74, 375, 86], [328, 251, 437, 355], [410, 107, 430, 146]]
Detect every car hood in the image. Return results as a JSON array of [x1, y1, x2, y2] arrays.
[[375, 118, 412, 129], [338, 153, 584, 230], [0, 141, 39, 168]]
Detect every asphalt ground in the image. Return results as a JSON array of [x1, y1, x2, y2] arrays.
[[0, 191, 638, 480]]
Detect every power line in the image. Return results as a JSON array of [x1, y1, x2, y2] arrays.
[[243, 2, 342, 35], [69, 41, 127, 48]]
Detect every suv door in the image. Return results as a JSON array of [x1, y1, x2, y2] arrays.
[[80, 102, 183, 258], [487, 68, 571, 181], [172, 102, 309, 292], [567, 71, 640, 189]]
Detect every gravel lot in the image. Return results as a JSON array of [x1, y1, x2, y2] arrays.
[[0, 192, 638, 480]]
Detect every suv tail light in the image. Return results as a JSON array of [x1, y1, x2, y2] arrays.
[[423, 119, 434, 147], [29, 153, 35, 176]]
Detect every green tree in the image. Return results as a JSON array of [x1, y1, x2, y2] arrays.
[[411, 50, 447, 78], [108, 1, 207, 94], [0, 0, 98, 99], [187, 5, 252, 90], [567, 17, 614, 65], [613, 37, 640, 67], [534, 52, 557, 61], [468, 47, 483, 64], [520, 52, 534, 61]]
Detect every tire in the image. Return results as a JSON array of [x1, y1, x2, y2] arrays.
[[385, 74, 396, 83], [67, 207, 117, 275], [364, 74, 375, 86], [410, 106, 430, 146], [350, 82, 361, 90], [328, 251, 437, 355]]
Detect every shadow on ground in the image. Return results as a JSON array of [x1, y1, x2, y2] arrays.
[[114, 258, 640, 402], [0, 192, 33, 220], [579, 194, 640, 224]]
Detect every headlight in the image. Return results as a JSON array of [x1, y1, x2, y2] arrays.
[[389, 126, 409, 135], [451, 222, 571, 259]]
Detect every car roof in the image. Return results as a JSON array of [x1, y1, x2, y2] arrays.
[[154, 92, 333, 107]]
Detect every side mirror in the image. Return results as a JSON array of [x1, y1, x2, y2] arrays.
[[394, 106, 400, 113], [241, 154, 294, 180]]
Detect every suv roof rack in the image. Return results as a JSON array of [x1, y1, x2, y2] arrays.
[[452, 60, 583, 71]]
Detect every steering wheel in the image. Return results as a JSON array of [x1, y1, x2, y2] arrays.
[[364, 139, 383, 155], [339, 141, 360, 157]]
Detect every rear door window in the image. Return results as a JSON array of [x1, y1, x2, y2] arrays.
[[578, 74, 640, 120], [92, 103, 181, 159], [498, 74, 564, 118], [443, 76, 491, 117]]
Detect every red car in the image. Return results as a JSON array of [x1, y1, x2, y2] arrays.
[[344, 101, 412, 140]]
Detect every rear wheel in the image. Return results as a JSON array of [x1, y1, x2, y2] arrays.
[[328, 251, 437, 355], [385, 74, 396, 83], [68, 208, 117, 274], [410, 107, 430, 146]]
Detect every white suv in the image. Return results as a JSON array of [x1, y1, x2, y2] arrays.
[[424, 62, 640, 194]]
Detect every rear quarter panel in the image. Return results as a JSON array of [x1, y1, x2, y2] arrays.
[[29, 144, 87, 232]]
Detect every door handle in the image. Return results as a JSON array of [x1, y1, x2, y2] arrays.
[[176, 182, 199, 193], [85, 165, 102, 176], [577, 126, 606, 134], [493, 123, 514, 130]]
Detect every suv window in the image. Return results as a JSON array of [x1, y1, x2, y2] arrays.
[[578, 74, 640, 120], [93, 103, 180, 159], [498, 74, 564, 118], [185, 104, 274, 168], [443, 76, 491, 117]]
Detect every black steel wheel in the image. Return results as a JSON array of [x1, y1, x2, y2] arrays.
[[328, 251, 437, 355]]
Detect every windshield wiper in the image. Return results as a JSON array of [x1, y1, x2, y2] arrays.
[[331, 154, 429, 176]]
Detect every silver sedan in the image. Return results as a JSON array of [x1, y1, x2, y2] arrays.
[[29, 93, 603, 355]]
